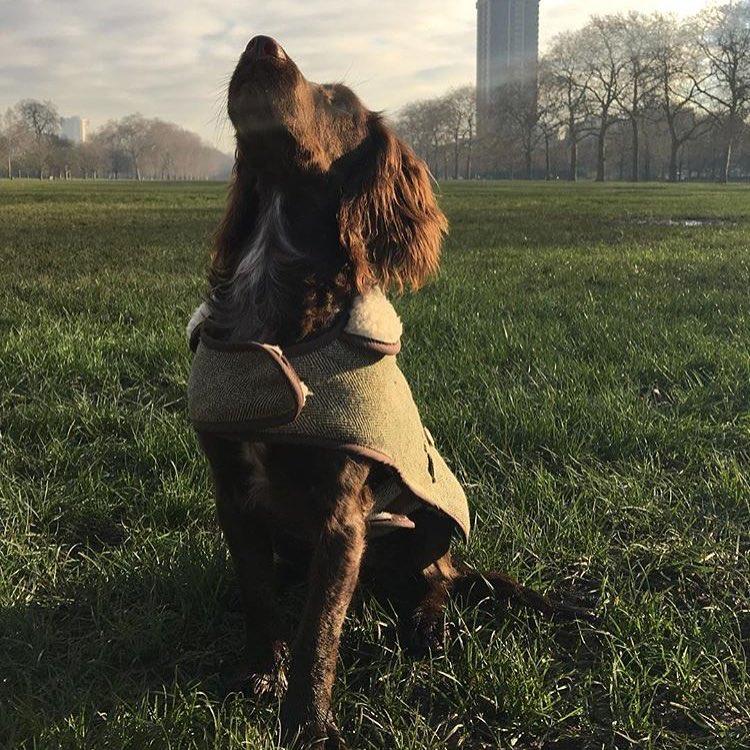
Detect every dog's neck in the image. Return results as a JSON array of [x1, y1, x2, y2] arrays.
[[211, 185, 349, 344]]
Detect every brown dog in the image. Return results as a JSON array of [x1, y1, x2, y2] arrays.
[[189, 35, 584, 749]]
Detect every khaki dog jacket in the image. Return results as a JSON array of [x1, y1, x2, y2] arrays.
[[187, 290, 470, 540]]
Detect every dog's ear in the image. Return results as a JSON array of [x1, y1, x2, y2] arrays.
[[210, 145, 259, 288], [338, 117, 448, 293]]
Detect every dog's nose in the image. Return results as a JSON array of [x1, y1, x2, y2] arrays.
[[245, 35, 286, 60]]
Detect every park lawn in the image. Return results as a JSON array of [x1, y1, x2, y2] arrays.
[[0, 179, 749, 749]]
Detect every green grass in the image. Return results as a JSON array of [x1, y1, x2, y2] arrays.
[[1, 179, 749, 749]]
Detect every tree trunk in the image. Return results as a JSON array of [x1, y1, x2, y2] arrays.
[[631, 117, 639, 182], [544, 134, 551, 181], [596, 122, 607, 182], [453, 136, 460, 180], [668, 138, 679, 183], [569, 138, 578, 182], [722, 139, 732, 184]]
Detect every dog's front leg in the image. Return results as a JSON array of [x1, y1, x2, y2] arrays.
[[280, 454, 372, 749], [199, 434, 287, 698]]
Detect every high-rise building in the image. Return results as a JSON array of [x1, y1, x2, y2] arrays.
[[60, 116, 89, 144], [476, 0, 540, 136]]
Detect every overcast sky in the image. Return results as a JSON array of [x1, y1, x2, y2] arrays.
[[1, 0, 708, 152]]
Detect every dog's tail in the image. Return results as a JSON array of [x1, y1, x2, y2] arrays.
[[451, 565, 596, 623]]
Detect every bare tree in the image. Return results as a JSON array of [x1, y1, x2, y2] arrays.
[[115, 114, 154, 181], [441, 87, 476, 179], [537, 62, 564, 180], [425, 98, 453, 178], [78, 139, 106, 179], [581, 16, 628, 181], [96, 120, 132, 179], [692, 2, 750, 182], [0, 107, 31, 179], [396, 101, 432, 163], [14, 99, 59, 178], [650, 13, 706, 181], [499, 82, 542, 179], [396, 99, 449, 176], [16, 99, 59, 141], [613, 12, 659, 181], [545, 30, 591, 180], [148, 119, 178, 179]]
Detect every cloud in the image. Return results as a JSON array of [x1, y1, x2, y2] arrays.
[[0, 0, 706, 151]]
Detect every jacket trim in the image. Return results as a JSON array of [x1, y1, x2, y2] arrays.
[[339, 331, 402, 355]]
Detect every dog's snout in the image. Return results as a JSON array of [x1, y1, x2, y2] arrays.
[[245, 35, 286, 61]]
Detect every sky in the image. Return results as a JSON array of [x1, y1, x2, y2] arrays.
[[0, 0, 709, 152]]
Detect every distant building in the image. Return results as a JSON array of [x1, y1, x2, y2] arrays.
[[60, 116, 89, 144], [476, 0, 540, 136]]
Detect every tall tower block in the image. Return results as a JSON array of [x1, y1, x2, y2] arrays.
[[477, 0, 540, 136]]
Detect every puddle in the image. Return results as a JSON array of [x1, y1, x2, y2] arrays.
[[631, 217, 737, 227]]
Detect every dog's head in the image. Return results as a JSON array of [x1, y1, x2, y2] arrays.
[[216, 36, 447, 294]]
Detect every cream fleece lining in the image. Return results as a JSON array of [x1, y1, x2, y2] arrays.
[[187, 302, 210, 343], [344, 287, 403, 344]]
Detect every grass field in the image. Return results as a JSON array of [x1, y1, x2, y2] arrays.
[[1, 179, 749, 749]]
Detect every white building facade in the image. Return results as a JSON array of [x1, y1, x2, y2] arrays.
[[60, 116, 89, 144]]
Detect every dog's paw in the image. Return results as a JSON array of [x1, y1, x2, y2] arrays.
[[281, 719, 346, 750], [221, 661, 288, 701], [280, 703, 346, 749], [401, 612, 447, 657], [323, 724, 347, 750], [220, 642, 289, 701]]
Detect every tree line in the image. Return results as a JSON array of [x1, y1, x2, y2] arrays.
[[0, 100, 232, 180], [395, 3, 750, 182]]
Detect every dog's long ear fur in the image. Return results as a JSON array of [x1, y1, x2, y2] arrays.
[[339, 116, 448, 294], [209, 146, 259, 288]]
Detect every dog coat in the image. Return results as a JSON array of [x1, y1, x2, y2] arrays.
[[187, 289, 470, 540]]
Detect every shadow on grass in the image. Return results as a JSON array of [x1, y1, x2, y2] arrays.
[[2, 530, 609, 749], [0, 536, 247, 746]]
